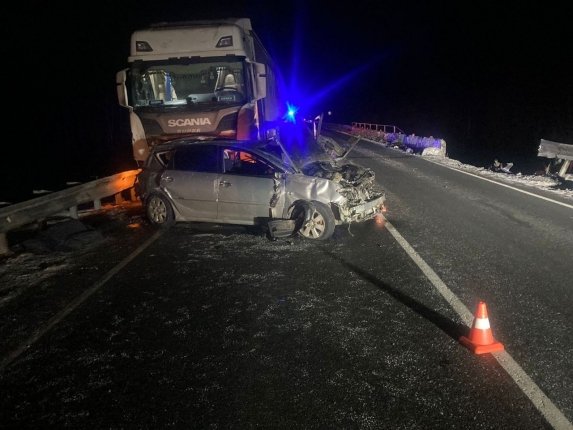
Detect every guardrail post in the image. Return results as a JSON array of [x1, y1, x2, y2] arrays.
[[115, 192, 124, 205], [558, 160, 571, 177], [94, 199, 102, 210], [69, 206, 78, 219], [0, 233, 9, 255]]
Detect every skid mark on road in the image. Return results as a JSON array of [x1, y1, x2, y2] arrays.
[[381, 215, 573, 430], [0, 230, 164, 372]]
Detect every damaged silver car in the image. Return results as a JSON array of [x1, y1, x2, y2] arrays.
[[135, 137, 385, 240]]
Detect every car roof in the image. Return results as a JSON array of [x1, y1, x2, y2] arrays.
[[148, 137, 301, 173]]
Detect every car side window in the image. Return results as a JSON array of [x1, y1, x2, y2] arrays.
[[223, 149, 274, 176], [171, 146, 218, 172]]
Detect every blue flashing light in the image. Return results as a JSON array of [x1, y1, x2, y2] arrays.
[[284, 102, 299, 123]]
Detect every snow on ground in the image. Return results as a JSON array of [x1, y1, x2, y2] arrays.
[[421, 153, 573, 201], [0, 203, 140, 308], [339, 129, 573, 201]]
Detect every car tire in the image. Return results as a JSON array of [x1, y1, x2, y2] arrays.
[[293, 201, 335, 240], [146, 193, 175, 227]]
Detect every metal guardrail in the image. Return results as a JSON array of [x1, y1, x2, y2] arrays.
[[0, 169, 140, 254], [538, 139, 573, 179], [350, 122, 404, 134], [326, 122, 447, 156]]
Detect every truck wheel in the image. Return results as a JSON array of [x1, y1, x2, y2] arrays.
[[146, 194, 174, 227], [294, 201, 335, 240]]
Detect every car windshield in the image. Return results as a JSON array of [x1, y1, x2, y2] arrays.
[[129, 59, 247, 110], [276, 123, 335, 170], [251, 141, 299, 174]]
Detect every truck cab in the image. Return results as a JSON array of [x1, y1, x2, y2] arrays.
[[117, 18, 280, 165]]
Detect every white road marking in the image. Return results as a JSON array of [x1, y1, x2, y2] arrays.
[[382, 215, 573, 430], [423, 157, 573, 210], [0, 230, 164, 372]]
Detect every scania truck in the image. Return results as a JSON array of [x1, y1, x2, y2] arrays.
[[116, 18, 282, 165]]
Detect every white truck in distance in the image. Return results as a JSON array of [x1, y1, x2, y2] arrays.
[[116, 18, 281, 166]]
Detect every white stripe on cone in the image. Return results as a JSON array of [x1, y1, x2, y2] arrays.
[[474, 317, 491, 330]]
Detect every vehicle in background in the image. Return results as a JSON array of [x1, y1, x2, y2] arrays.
[[116, 18, 282, 166], [135, 138, 386, 240]]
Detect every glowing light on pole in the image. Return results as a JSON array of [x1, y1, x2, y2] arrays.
[[284, 102, 299, 123]]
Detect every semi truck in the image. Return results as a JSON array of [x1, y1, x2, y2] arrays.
[[116, 18, 282, 166]]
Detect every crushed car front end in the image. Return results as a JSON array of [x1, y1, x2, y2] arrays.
[[287, 160, 386, 224]]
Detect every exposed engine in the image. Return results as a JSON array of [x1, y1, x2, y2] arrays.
[[301, 161, 385, 207]]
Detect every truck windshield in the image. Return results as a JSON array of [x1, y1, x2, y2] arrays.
[[129, 60, 247, 109]]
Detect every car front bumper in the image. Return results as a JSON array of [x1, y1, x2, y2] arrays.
[[337, 195, 386, 223]]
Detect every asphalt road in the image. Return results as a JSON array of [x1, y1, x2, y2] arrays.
[[0, 132, 571, 429]]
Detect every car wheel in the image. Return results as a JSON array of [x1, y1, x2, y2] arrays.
[[294, 201, 335, 240], [146, 193, 175, 227]]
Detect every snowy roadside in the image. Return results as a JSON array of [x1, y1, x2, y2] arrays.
[[336, 129, 573, 202], [0, 202, 146, 308], [419, 154, 573, 201]]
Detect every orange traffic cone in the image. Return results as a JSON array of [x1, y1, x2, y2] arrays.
[[460, 301, 504, 354]]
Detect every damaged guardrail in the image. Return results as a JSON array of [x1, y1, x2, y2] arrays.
[[0, 169, 140, 254], [325, 122, 447, 156], [538, 139, 573, 179]]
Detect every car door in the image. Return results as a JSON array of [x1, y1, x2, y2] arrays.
[[217, 147, 279, 224], [160, 145, 219, 221]]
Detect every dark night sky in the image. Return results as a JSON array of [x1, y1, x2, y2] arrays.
[[2, 1, 573, 200]]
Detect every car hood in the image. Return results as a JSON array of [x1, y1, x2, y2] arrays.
[[299, 159, 385, 208], [274, 126, 384, 202], [301, 160, 375, 187]]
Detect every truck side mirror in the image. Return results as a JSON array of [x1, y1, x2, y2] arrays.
[[252, 62, 267, 100], [116, 69, 130, 108]]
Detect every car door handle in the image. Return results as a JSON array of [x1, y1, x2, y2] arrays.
[[162, 176, 173, 183], [219, 180, 232, 187]]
